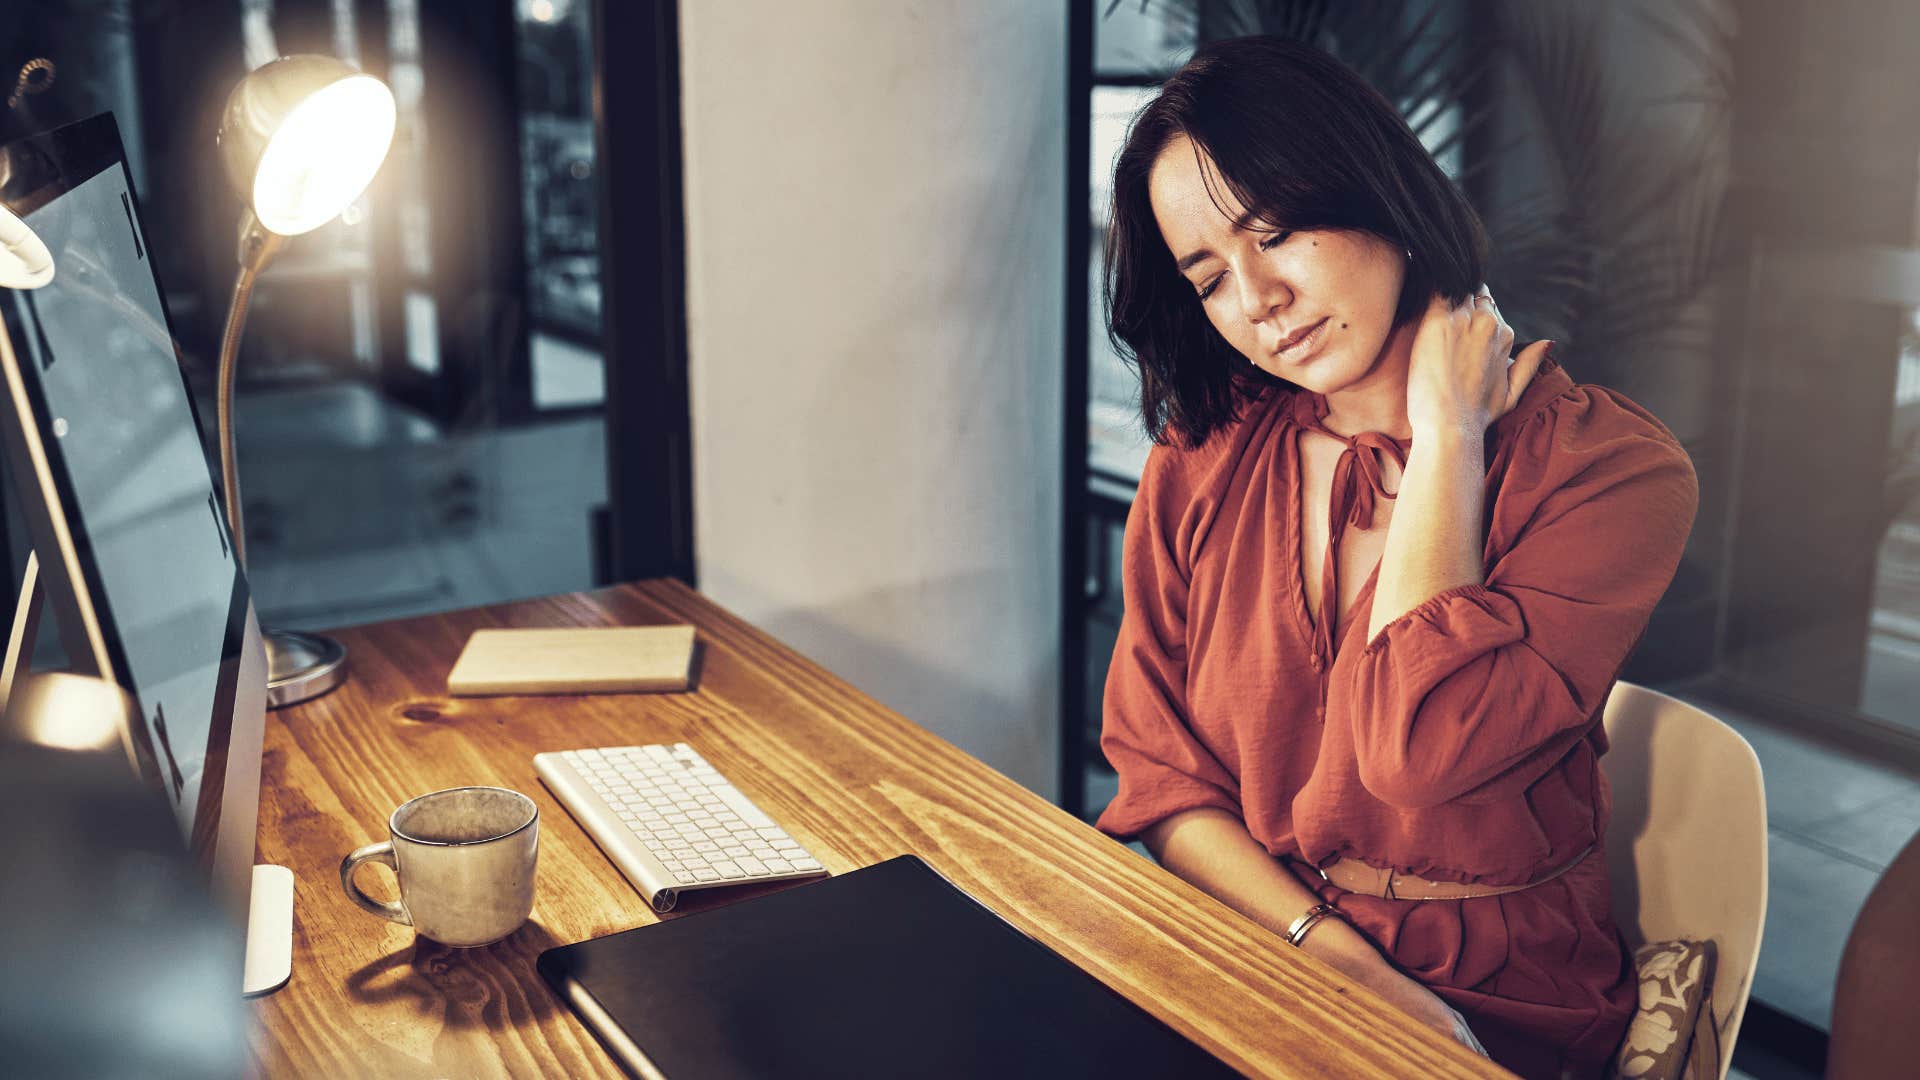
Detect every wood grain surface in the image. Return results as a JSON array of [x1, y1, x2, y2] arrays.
[[249, 579, 1511, 1078]]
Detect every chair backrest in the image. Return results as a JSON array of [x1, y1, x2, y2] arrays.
[[1600, 681, 1768, 1080]]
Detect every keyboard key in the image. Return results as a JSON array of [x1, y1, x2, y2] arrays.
[[737, 856, 770, 876], [713, 786, 776, 829], [790, 857, 822, 872], [763, 857, 792, 874], [711, 859, 742, 878], [692, 868, 721, 882]]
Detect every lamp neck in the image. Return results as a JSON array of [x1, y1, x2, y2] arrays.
[[235, 209, 287, 274]]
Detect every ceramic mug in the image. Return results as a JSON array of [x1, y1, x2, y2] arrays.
[[340, 786, 539, 947]]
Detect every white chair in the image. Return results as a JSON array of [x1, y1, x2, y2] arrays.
[[1601, 681, 1768, 1080]]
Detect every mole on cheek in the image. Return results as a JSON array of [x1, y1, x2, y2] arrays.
[[1340, 322, 1349, 329]]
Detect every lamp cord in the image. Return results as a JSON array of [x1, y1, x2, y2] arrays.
[[7, 59, 53, 111]]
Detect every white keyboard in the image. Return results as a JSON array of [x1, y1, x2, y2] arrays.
[[534, 743, 826, 912]]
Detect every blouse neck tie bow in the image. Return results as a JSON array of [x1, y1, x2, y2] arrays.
[[1289, 390, 1412, 670]]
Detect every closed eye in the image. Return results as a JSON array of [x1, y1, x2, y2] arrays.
[[1195, 230, 1293, 301]]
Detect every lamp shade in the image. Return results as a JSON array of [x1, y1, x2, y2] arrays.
[[4, 673, 135, 753], [0, 204, 53, 289], [216, 55, 396, 237]]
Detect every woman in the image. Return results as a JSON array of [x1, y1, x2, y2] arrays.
[[1095, 36, 1698, 1079]]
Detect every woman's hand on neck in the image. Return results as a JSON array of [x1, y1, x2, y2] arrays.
[[1318, 318, 1418, 441]]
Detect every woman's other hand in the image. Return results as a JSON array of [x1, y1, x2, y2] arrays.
[[1351, 960, 1490, 1057], [1302, 917, 1492, 1057], [1406, 287, 1552, 439]]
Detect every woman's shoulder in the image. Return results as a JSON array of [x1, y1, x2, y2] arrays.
[[1493, 359, 1698, 504], [1139, 383, 1291, 495]]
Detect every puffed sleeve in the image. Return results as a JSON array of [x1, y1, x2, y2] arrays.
[[1338, 388, 1699, 811], [1094, 444, 1243, 840]]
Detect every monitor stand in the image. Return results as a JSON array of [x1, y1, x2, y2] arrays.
[[1, 551, 295, 997]]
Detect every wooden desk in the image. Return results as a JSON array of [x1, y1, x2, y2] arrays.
[[250, 580, 1507, 1078]]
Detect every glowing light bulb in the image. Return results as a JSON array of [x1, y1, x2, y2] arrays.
[[249, 74, 396, 236], [0, 204, 54, 289], [8, 673, 132, 753]]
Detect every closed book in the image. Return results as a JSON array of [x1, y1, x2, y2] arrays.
[[446, 626, 695, 696]]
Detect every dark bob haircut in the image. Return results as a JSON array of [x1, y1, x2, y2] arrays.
[[1105, 35, 1489, 448]]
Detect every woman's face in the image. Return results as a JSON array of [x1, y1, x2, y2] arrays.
[[1148, 135, 1409, 388]]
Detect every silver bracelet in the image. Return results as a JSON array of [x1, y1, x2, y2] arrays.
[[1284, 902, 1343, 947]]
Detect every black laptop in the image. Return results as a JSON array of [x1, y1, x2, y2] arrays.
[[538, 854, 1245, 1079]]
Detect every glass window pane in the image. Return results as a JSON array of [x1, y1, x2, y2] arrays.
[[1093, 0, 1196, 80], [517, 0, 602, 349], [1088, 86, 1157, 487], [1864, 304, 1920, 734]]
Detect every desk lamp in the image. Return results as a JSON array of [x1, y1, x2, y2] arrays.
[[214, 55, 396, 707], [0, 204, 53, 289]]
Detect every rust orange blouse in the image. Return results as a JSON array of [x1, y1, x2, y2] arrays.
[[1095, 357, 1699, 1077]]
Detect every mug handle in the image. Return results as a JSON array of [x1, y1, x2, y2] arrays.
[[340, 841, 412, 926]]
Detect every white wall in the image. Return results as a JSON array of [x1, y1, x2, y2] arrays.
[[677, 2, 1066, 797]]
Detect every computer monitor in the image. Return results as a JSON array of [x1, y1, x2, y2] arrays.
[[0, 114, 282, 991]]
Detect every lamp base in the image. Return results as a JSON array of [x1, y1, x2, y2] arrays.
[[265, 628, 348, 709]]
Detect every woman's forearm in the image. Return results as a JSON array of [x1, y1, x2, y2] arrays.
[[1366, 424, 1486, 644], [1141, 808, 1402, 973]]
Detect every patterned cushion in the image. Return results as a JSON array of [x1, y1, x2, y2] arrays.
[[1609, 939, 1719, 1080]]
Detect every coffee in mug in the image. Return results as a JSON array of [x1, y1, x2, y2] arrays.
[[339, 786, 539, 947]]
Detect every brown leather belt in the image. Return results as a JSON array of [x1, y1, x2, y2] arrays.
[[1306, 844, 1595, 901]]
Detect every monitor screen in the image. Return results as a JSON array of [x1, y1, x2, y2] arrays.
[[0, 115, 254, 863]]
